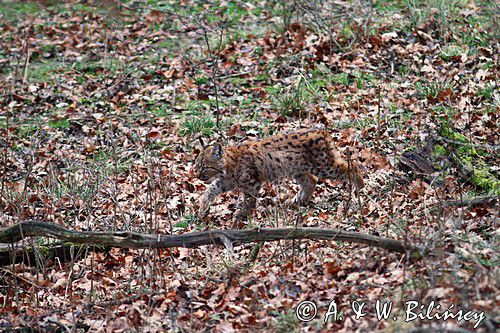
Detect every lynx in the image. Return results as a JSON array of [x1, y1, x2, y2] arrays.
[[193, 129, 364, 220]]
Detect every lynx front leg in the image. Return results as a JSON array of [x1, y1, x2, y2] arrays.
[[235, 185, 260, 220], [327, 148, 364, 190], [197, 179, 225, 220], [294, 173, 318, 206]]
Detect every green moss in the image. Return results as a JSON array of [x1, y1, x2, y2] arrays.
[[439, 122, 478, 155], [439, 122, 499, 194], [439, 123, 467, 143], [470, 166, 500, 196], [434, 144, 446, 157]]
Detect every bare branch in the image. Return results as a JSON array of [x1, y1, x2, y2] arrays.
[[0, 221, 423, 259]]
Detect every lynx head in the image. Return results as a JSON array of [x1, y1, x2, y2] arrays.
[[193, 142, 225, 182]]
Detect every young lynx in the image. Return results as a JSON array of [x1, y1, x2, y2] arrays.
[[194, 129, 364, 220]]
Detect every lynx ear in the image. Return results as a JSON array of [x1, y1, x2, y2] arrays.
[[211, 142, 224, 159]]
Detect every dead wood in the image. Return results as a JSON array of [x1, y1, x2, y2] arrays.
[[443, 195, 498, 208], [0, 221, 423, 265]]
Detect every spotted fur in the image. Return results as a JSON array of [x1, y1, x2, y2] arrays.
[[193, 129, 364, 220]]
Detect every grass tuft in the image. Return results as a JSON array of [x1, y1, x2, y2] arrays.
[[179, 114, 216, 137]]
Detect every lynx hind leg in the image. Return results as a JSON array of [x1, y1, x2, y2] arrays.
[[294, 173, 318, 206]]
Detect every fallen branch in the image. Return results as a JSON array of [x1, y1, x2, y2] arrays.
[[443, 195, 498, 208], [0, 221, 422, 259], [0, 242, 93, 266], [427, 195, 498, 215]]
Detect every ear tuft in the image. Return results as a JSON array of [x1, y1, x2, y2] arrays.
[[211, 142, 224, 159]]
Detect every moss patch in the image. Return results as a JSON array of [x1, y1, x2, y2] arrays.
[[439, 122, 499, 195]]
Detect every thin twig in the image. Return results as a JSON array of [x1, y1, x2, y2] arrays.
[[437, 136, 500, 152], [22, 50, 31, 84], [218, 71, 251, 79]]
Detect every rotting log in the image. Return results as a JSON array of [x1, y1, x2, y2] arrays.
[[0, 221, 423, 265]]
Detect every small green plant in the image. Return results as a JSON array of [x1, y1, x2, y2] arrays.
[[354, 71, 375, 89], [256, 72, 269, 82], [89, 148, 131, 176], [404, 0, 458, 40], [340, 22, 355, 41], [415, 79, 454, 101], [272, 82, 309, 117], [176, 214, 196, 228], [478, 83, 495, 100], [273, 310, 300, 333], [433, 105, 459, 118], [480, 61, 495, 70], [461, 28, 492, 49], [91, 149, 111, 163], [148, 141, 166, 150], [477, 254, 494, 267], [36, 166, 99, 203], [440, 44, 463, 60], [38, 44, 57, 58], [150, 104, 171, 118], [331, 73, 350, 86], [17, 124, 39, 138], [373, 0, 403, 12], [434, 144, 447, 157], [194, 74, 209, 85], [178, 114, 215, 136], [153, 39, 182, 57], [174, 220, 189, 228], [396, 64, 411, 75], [49, 118, 70, 129], [73, 59, 124, 75], [272, 0, 297, 34]]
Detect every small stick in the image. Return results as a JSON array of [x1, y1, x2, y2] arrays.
[[22, 50, 31, 84], [218, 71, 251, 79], [376, 84, 382, 143]]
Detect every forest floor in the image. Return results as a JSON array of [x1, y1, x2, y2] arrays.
[[0, 0, 498, 332]]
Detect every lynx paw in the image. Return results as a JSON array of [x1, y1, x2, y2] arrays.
[[196, 206, 209, 221], [292, 194, 310, 207]]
